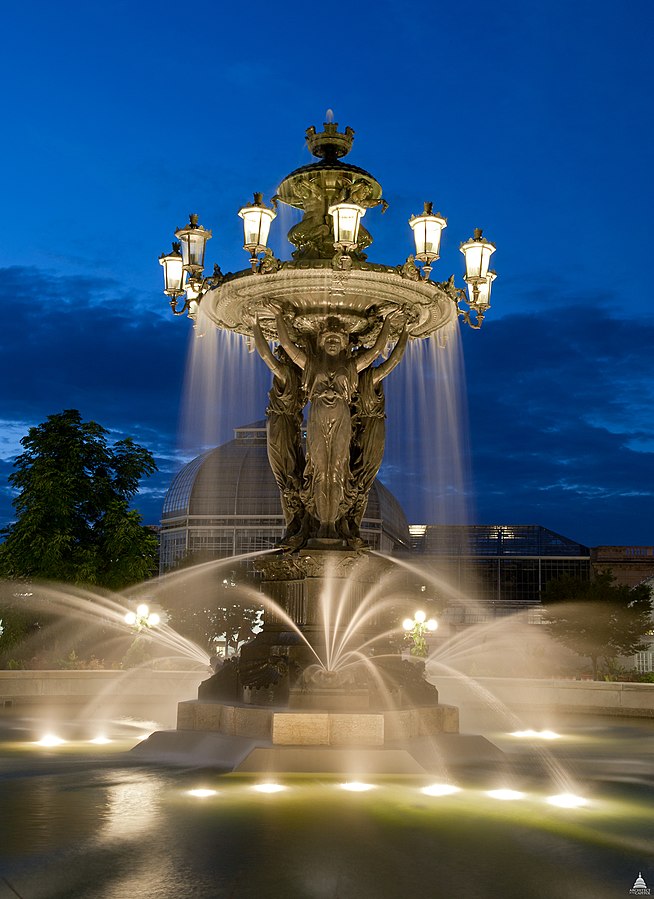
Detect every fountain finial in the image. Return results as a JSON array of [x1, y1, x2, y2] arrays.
[[305, 121, 355, 161]]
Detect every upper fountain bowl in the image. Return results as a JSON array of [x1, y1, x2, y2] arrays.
[[202, 263, 456, 344]]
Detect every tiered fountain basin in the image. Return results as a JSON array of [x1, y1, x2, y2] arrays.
[[169, 697, 468, 774], [176, 698, 459, 746]]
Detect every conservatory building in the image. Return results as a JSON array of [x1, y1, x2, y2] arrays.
[[159, 422, 411, 572]]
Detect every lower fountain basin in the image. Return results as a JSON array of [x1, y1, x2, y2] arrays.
[[177, 699, 459, 746]]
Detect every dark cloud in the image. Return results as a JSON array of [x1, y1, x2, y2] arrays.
[[0, 266, 190, 527], [1, 268, 652, 547], [462, 295, 654, 545]]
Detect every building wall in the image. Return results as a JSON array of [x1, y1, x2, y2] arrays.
[[591, 546, 654, 587], [407, 525, 592, 623]]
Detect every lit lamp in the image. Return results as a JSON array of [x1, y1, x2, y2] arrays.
[[159, 242, 184, 298], [182, 274, 202, 321], [460, 228, 496, 309], [328, 200, 366, 252], [472, 271, 497, 312], [175, 213, 212, 277], [409, 202, 447, 278], [402, 610, 438, 657], [238, 193, 276, 267], [124, 603, 160, 630]]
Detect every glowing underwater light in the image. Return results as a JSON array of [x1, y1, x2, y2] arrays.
[[422, 783, 461, 797], [487, 789, 525, 801], [252, 783, 286, 794], [187, 789, 218, 798], [36, 734, 66, 747], [546, 793, 588, 809], [340, 782, 375, 792], [511, 729, 561, 740]]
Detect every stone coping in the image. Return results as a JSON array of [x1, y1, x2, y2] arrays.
[[0, 669, 205, 698], [177, 700, 459, 745], [2, 671, 653, 717], [431, 675, 654, 717]]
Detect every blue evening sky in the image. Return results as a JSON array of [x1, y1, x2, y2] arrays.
[[1, 0, 652, 547]]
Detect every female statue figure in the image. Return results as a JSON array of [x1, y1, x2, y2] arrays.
[[252, 318, 306, 544], [349, 323, 409, 542], [275, 312, 393, 541]]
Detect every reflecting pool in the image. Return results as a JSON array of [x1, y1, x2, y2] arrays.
[[1, 715, 654, 898]]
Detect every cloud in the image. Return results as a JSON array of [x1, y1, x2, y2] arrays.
[[0, 265, 190, 527], [462, 295, 654, 544], [1, 267, 652, 547]]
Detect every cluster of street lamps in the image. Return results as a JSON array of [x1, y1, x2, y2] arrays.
[[402, 610, 438, 658], [124, 603, 160, 630], [159, 185, 496, 328]]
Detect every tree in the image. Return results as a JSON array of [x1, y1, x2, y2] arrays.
[[541, 571, 653, 679], [0, 410, 158, 590], [164, 564, 262, 657]]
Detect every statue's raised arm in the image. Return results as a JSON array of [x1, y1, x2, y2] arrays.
[[354, 314, 394, 372], [276, 312, 307, 371], [253, 317, 286, 380], [372, 323, 408, 385]]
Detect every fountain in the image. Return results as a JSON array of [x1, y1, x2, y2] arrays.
[[3, 121, 654, 899], [143, 119, 500, 772]]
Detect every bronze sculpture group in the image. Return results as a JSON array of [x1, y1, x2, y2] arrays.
[[253, 310, 408, 549]]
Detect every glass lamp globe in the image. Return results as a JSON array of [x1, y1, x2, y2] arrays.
[[460, 229, 496, 282], [465, 270, 497, 310], [328, 201, 366, 250], [409, 202, 447, 264], [175, 214, 212, 275], [159, 243, 184, 297], [238, 193, 276, 255]]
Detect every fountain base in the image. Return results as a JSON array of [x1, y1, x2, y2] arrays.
[[133, 696, 468, 772], [177, 699, 459, 745], [129, 547, 501, 772]]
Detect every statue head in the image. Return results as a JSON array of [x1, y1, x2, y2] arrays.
[[318, 317, 349, 356]]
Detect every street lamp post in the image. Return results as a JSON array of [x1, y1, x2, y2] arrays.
[[402, 610, 438, 658], [124, 603, 160, 631]]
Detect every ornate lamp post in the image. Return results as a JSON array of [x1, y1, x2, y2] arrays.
[[408, 202, 447, 278], [124, 603, 161, 631], [238, 193, 277, 269], [328, 200, 366, 253], [158, 119, 497, 549], [402, 610, 438, 657]]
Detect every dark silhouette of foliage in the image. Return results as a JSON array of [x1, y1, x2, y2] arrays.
[[541, 571, 653, 679], [0, 409, 158, 589]]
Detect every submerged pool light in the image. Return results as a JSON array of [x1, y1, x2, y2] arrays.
[[340, 781, 375, 792], [252, 783, 286, 794], [36, 734, 66, 747], [487, 789, 525, 801], [422, 783, 461, 797], [546, 793, 588, 809]]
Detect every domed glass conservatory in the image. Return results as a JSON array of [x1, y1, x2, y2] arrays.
[[160, 422, 411, 572]]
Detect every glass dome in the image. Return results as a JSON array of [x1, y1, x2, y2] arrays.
[[160, 422, 410, 570]]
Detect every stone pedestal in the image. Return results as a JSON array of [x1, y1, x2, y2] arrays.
[[253, 548, 393, 634], [177, 699, 459, 744], [180, 546, 463, 773]]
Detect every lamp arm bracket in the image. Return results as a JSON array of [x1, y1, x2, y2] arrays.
[[456, 306, 484, 330], [169, 297, 189, 316]]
